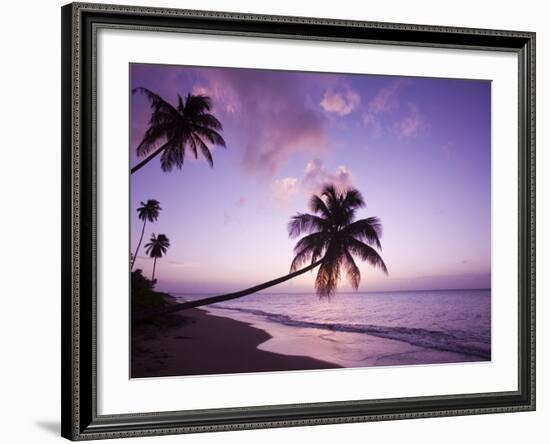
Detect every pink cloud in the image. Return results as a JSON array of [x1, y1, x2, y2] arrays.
[[367, 79, 406, 115], [320, 87, 361, 116], [271, 177, 300, 207], [191, 85, 210, 96], [271, 159, 355, 207], [363, 80, 405, 134], [363, 79, 427, 140], [192, 84, 240, 116], [395, 103, 428, 139], [302, 158, 354, 192], [192, 70, 331, 176]]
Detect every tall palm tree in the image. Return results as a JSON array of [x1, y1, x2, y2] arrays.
[[135, 185, 387, 321], [131, 199, 161, 270], [144, 233, 170, 282], [131, 87, 226, 174]]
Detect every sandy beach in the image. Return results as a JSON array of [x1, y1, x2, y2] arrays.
[[132, 297, 487, 379], [131, 308, 341, 378]]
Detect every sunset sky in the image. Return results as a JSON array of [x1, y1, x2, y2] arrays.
[[130, 64, 491, 294]]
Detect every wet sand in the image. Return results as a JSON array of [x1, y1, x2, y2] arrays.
[[131, 308, 341, 378], [208, 307, 485, 369]]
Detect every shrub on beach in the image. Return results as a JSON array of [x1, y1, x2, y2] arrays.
[[131, 269, 173, 320]]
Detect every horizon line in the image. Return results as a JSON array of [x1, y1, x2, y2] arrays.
[[168, 287, 491, 296]]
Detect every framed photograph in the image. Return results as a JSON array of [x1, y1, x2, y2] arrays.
[[61, 2, 536, 440]]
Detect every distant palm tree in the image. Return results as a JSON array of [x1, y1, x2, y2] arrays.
[[131, 199, 161, 270], [131, 87, 226, 174], [136, 185, 387, 320], [145, 233, 170, 282]]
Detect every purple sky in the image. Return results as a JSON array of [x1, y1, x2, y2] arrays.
[[130, 64, 491, 294]]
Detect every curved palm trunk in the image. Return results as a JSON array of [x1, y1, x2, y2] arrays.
[[130, 141, 170, 174], [133, 259, 323, 322], [131, 220, 147, 270]]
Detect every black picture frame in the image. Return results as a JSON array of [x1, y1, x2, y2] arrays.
[[61, 2, 536, 440]]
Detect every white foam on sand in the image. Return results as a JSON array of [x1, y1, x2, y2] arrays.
[[204, 306, 480, 369]]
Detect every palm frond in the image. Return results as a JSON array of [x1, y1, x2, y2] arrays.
[[315, 255, 341, 298], [193, 113, 224, 131], [321, 184, 339, 201], [159, 139, 183, 172], [342, 250, 361, 290], [156, 234, 170, 250], [310, 242, 325, 266], [136, 124, 170, 157], [342, 217, 383, 250], [137, 199, 161, 222], [289, 248, 313, 272], [290, 232, 328, 272], [309, 194, 331, 219], [192, 134, 214, 168], [341, 188, 365, 210], [293, 232, 328, 255], [185, 94, 213, 115], [192, 125, 227, 147], [177, 94, 185, 113], [133, 87, 177, 118], [187, 134, 199, 160], [145, 233, 170, 258], [321, 184, 351, 226], [346, 237, 388, 274], [288, 213, 327, 238]]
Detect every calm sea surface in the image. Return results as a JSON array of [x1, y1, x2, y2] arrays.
[[174, 289, 491, 364]]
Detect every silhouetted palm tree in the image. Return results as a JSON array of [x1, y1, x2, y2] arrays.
[[145, 233, 170, 282], [288, 184, 387, 296], [135, 185, 387, 320], [131, 199, 161, 270], [131, 87, 226, 174]]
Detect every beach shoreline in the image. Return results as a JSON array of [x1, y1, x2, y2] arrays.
[[132, 301, 488, 379], [207, 305, 487, 369], [131, 308, 341, 378]]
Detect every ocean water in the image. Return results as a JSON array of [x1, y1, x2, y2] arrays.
[[173, 289, 491, 367]]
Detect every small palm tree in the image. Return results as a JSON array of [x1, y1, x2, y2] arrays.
[[145, 233, 170, 282], [131, 87, 226, 174], [131, 199, 161, 270]]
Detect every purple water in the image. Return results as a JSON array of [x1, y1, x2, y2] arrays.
[[174, 289, 491, 364]]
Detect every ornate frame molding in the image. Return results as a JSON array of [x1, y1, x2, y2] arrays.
[[61, 3, 535, 440]]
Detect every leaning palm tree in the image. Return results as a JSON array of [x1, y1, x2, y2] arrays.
[[131, 87, 226, 174], [144, 233, 170, 282], [134, 185, 387, 321], [131, 199, 161, 270]]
